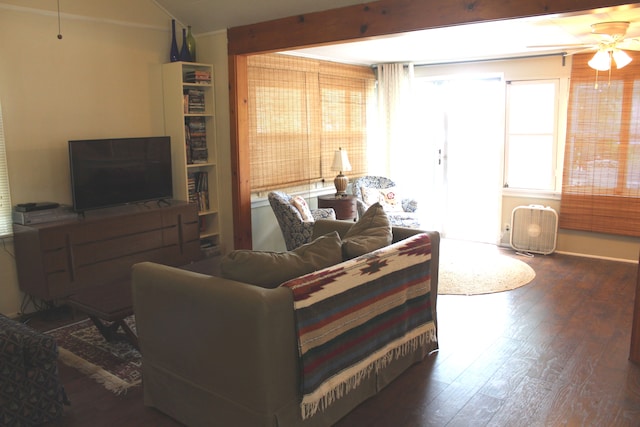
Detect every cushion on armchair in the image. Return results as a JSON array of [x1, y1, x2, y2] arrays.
[[291, 196, 314, 222], [361, 186, 405, 213]]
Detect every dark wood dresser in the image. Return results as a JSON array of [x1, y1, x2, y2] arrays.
[[13, 201, 201, 301]]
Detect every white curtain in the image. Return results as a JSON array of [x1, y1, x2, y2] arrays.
[[375, 63, 420, 180], [374, 64, 431, 216]]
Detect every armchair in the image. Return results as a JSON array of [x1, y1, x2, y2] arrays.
[[268, 191, 336, 250], [0, 314, 66, 425], [351, 176, 421, 228]]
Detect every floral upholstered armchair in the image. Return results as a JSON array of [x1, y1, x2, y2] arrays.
[[351, 176, 421, 228], [268, 191, 336, 250]]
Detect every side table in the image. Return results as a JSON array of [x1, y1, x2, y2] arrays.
[[318, 195, 357, 221]]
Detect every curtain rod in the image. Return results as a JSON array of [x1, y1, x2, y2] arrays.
[[372, 51, 568, 68]]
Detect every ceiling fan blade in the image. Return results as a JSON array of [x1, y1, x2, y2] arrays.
[[618, 38, 640, 51]]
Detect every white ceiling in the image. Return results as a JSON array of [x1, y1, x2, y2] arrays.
[[155, 0, 640, 66]]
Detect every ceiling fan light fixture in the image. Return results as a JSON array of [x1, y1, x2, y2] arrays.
[[588, 50, 611, 71], [612, 49, 632, 69]]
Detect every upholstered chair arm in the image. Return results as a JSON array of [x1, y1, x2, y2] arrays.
[[311, 208, 336, 221], [402, 198, 418, 213], [0, 315, 66, 424]]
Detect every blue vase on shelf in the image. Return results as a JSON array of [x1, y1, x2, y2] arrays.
[[180, 28, 192, 62], [169, 19, 179, 62]]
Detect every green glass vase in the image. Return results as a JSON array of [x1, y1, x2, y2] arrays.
[[186, 26, 196, 62]]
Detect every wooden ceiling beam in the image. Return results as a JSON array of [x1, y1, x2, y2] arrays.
[[228, 0, 634, 55]]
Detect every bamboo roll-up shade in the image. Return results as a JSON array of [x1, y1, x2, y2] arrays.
[[559, 51, 640, 237], [247, 54, 374, 192], [319, 75, 371, 179], [248, 66, 321, 190]]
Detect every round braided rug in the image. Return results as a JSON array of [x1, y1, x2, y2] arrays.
[[438, 239, 536, 295]]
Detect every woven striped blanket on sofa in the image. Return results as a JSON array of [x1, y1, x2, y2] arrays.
[[282, 233, 437, 419]]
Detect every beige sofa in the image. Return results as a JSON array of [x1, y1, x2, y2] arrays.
[[132, 220, 440, 427]]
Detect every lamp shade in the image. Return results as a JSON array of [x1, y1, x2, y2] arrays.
[[588, 50, 611, 71], [331, 148, 352, 172], [612, 49, 632, 69]]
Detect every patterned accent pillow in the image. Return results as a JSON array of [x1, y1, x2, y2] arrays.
[[291, 196, 314, 222], [378, 188, 404, 212], [220, 231, 343, 288], [361, 186, 404, 213]]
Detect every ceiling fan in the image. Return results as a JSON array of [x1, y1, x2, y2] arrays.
[[530, 21, 640, 71]]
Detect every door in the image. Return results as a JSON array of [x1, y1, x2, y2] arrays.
[[413, 76, 505, 243]]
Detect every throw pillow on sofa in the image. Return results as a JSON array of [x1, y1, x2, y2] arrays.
[[220, 231, 342, 288], [342, 202, 392, 259]]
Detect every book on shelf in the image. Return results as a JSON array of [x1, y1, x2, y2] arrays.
[[187, 171, 210, 212], [184, 70, 212, 85], [185, 117, 207, 164], [191, 148, 208, 163], [184, 88, 205, 114]]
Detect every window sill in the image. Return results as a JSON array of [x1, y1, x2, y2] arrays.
[[502, 188, 561, 201], [251, 186, 336, 208]]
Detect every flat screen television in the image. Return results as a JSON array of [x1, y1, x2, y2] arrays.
[[69, 136, 173, 212]]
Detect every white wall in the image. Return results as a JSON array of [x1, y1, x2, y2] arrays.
[[0, 1, 234, 316]]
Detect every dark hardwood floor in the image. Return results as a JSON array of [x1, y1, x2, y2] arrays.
[[29, 246, 640, 426]]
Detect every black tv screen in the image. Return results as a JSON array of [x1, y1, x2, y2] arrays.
[[69, 136, 173, 212]]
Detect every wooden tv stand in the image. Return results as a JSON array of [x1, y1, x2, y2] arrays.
[[13, 200, 201, 301]]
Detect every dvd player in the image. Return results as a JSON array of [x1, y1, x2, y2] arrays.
[[12, 205, 78, 225], [14, 202, 60, 212]]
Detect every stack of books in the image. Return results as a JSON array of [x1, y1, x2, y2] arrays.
[[183, 88, 205, 114], [185, 117, 208, 164], [184, 70, 211, 85], [187, 171, 210, 212]]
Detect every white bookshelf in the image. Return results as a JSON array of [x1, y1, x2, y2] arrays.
[[162, 61, 220, 255]]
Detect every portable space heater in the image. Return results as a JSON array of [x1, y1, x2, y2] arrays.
[[510, 205, 558, 255]]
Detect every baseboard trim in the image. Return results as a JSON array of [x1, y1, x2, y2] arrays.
[[498, 242, 637, 264]]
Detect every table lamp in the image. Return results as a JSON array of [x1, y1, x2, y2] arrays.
[[331, 148, 352, 197]]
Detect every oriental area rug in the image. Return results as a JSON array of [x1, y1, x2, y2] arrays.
[[46, 316, 141, 394], [438, 238, 536, 295]]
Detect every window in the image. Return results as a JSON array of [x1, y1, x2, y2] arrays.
[[504, 80, 559, 191], [0, 99, 11, 237], [247, 54, 374, 192], [560, 51, 640, 237]]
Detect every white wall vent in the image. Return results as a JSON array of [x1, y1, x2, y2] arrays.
[[510, 205, 558, 255]]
